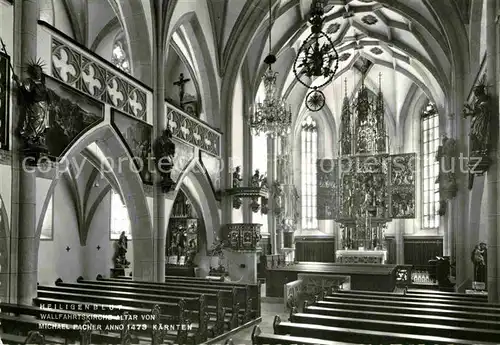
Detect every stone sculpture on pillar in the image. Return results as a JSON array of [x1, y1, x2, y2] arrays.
[[232, 166, 243, 209], [114, 231, 130, 268], [471, 242, 487, 287], [463, 81, 491, 186], [153, 127, 176, 192], [13, 59, 52, 160]]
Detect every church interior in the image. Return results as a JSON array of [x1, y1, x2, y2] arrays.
[[0, 0, 499, 344]]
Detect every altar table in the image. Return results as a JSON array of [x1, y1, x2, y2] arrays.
[[336, 250, 387, 264], [266, 262, 397, 297]]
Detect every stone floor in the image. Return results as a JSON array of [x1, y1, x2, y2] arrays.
[[217, 299, 288, 345]]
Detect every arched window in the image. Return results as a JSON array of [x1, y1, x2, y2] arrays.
[[111, 32, 131, 74], [110, 190, 132, 240], [41, 195, 53, 240], [301, 116, 318, 229], [421, 102, 439, 228]]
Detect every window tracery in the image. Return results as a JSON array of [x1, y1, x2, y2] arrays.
[[301, 116, 318, 230], [421, 103, 439, 228], [111, 32, 131, 74]]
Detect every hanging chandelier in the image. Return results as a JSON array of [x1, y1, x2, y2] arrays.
[[249, 0, 292, 138], [293, 0, 339, 112]]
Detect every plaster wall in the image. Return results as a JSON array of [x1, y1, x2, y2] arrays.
[[37, 183, 134, 285]]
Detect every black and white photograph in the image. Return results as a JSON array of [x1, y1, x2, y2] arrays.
[[0, 0, 499, 344]]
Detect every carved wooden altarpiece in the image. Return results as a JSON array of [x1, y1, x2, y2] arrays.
[[317, 77, 416, 251]]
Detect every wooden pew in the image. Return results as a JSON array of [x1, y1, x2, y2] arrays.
[[0, 303, 123, 326], [406, 288, 487, 299], [37, 285, 207, 344], [313, 300, 500, 321], [251, 325, 354, 345], [331, 289, 491, 305], [166, 275, 223, 282], [0, 331, 64, 345], [34, 291, 192, 344], [272, 315, 499, 345], [322, 294, 500, 314], [0, 314, 127, 344], [102, 275, 261, 318], [89, 276, 255, 324], [289, 310, 500, 342], [73, 279, 240, 330], [303, 304, 500, 330], [54, 280, 228, 336]]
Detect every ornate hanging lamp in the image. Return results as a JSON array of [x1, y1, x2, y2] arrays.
[[249, 0, 292, 138], [293, 0, 339, 112]]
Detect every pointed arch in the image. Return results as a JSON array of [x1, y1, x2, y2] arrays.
[[113, 0, 153, 85], [167, 12, 221, 128], [35, 124, 154, 280], [167, 160, 221, 252]]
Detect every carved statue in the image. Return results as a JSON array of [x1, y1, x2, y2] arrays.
[[114, 231, 130, 268], [232, 166, 243, 188], [273, 181, 284, 214], [471, 243, 487, 284], [251, 169, 263, 187], [261, 174, 268, 189], [13, 59, 52, 154], [153, 128, 176, 192], [186, 238, 198, 266], [463, 84, 491, 158]]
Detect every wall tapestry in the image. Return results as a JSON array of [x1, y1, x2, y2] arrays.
[[0, 52, 10, 150], [44, 77, 103, 158], [111, 109, 153, 184]]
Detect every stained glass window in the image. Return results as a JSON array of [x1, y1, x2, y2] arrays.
[[421, 103, 440, 228], [110, 190, 132, 240], [111, 32, 131, 74], [301, 116, 318, 229]]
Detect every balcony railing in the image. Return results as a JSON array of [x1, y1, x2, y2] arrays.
[[37, 21, 152, 124], [165, 102, 221, 158]]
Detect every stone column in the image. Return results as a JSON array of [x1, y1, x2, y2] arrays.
[[243, 92, 252, 224], [267, 136, 277, 254], [443, 113, 455, 258], [16, 0, 39, 305], [153, 13, 166, 283], [486, 0, 499, 302]]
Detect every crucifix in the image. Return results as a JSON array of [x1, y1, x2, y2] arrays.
[[173, 73, 191, 108]]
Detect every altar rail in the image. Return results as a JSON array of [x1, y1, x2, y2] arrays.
[[37, 21, 152, 124]]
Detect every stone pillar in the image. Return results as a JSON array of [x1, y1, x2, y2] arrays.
[[486, 0, 499, 302], [267, 136, 277, 254], [153, 14, 166, 283], [16, 0, 39, 305], [243, 93, 252, 224], [443, 113, 455, 258]]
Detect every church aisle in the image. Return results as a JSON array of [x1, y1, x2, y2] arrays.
[[221, 301, 288, 345]]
